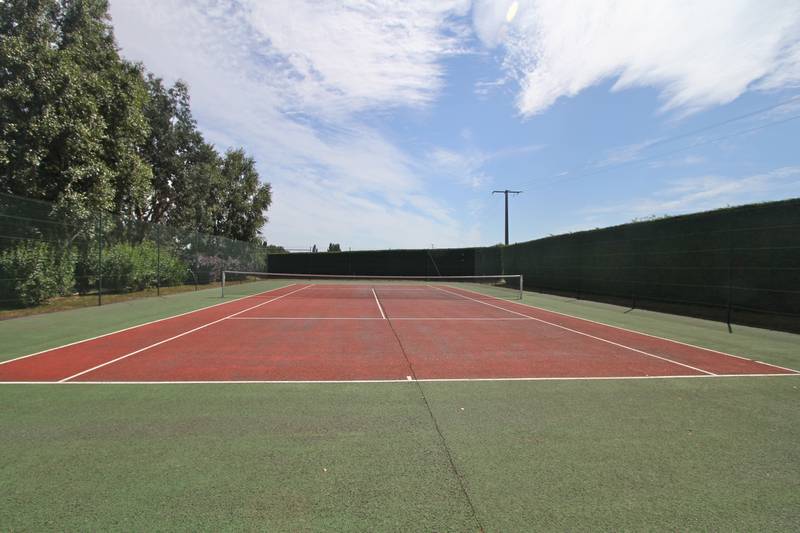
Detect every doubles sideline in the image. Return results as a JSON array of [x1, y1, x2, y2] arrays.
[[0, 283, 299, 368], [440, 284, 799, 375]]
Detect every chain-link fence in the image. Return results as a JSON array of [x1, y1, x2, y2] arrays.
[[0, 193, 267, 311]]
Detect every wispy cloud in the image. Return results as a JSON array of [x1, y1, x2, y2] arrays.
[[647, 155, 706, 169], [584, 166, 800, 219], [109, 0, 474, 249], [593, 139, 662, 168], [427, 143, 544, 189], [472, 0, 800, 116]]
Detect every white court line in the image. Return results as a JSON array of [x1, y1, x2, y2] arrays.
[[228, 317, 385, 320], [371, 288, 387, 320], [58, 285, 312, 383], [2, 373, 798, 385], [434, 286, 715, 376], [449, 284, 800, 375], [226, 316, 529, 321], [0, 283, 298, 367]]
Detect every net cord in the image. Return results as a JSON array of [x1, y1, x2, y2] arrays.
[[221, 270, 523, 299]]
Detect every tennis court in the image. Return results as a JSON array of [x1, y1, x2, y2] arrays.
[[1, 276, 794, 383]]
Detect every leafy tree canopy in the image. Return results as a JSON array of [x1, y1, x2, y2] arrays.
[[0, 0, 273, 243]]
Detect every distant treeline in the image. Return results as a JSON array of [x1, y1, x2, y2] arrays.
[[0, 0, 272, 243]]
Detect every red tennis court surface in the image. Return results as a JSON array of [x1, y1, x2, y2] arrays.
[[1, 283, 797, 383]]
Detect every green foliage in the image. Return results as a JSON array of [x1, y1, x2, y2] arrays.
[[0, 241, 76, 306], [212, 149, 272, 242], [79, 240, 186, 293], [0, 0, 152, 221], [327, 243, 341, 252], [140, 76, 220, 230], [0, 1, 272, 242]]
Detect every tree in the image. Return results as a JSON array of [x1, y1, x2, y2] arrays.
[[212, 149, 271, 242], [327, 243, 341, 252], [139, 75, 221, 230], [0, 0, 151, 222], [311, 245, 318, 253], [0, 0, 274, 242]]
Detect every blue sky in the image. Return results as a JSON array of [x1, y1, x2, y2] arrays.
[[109, 0, 800, 250]]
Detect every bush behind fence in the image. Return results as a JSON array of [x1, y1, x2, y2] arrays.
[[0, 193, 267, 308]]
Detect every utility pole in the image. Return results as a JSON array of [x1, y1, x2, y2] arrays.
[[492, 190, 522, 245]]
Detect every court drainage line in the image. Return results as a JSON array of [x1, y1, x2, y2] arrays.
[[377, 296, 485, 532]]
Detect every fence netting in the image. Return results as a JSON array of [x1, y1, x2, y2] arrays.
[[0, 193, 267, 309], [497, 199, 799, 331]]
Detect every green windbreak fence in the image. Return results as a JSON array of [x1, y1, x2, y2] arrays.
[[0, 193, 267, 310], [269, 198, 800, 332], [269, 247, 479, 277], [499, 199, 800, 331]]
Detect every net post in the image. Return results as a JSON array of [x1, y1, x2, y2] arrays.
[[518, 274, 523, 300], [221, 270, 226, 298]]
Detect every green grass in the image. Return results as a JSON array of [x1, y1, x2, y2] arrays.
[[1, 283, 798, 530], [422, 377, 800, 531], [0, 283, 209, 321], [0, 384, 476, 531]]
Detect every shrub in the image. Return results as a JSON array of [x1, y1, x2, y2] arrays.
[[0, 241, 76, 306], [76, 240, 188, 293], [194, 255, 246, 284]]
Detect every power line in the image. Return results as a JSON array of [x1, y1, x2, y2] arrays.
[[520, 93, 800, 190], [531, 112, 800, 190]]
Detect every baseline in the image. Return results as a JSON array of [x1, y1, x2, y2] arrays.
[[3, 373, 797, 385]]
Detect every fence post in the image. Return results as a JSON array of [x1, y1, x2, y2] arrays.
[[193, 231, 199, 291], [97, 210, 102, 306], [726, 224, 733, 333], [631, 232, 637, 310], [156, 224, 161, 297]]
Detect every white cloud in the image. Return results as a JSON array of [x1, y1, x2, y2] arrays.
[[242, 0, 471, 115], [647, 155, 707, 169], [593, 139, 662, 168], [472, 0, 800, 116], [268, 179, 478, 250], [584, 166, 800, 218], [428, 147, 491, 189], [109, 0, 474, 249], [427, 143, 544, 189]]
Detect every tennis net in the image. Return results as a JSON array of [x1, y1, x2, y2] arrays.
[[221, 271, 524, 300]]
